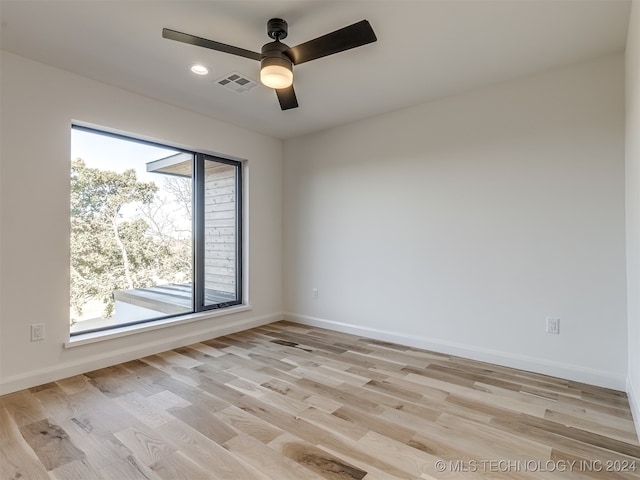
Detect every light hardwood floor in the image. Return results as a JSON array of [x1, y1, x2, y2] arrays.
[[1, 321, 639, 479]]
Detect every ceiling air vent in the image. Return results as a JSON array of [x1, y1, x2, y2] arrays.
[[215, 72, 258, 94]]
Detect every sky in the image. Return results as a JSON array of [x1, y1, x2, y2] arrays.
[[71, 128, 181, 182]]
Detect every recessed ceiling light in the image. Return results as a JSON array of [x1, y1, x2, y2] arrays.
[[190, 64, 209, 75]]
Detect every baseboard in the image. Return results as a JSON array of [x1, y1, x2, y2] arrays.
[[0, 312, 282, 395], [627, 377, 640, 442], [283, 312, 627, 391], [4, 310, 628, 396]]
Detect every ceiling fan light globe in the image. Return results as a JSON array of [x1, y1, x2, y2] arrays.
[[260, 65, 293, 89]]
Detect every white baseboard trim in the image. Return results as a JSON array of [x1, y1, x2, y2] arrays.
[[627, 377, 640, 443], [0, 312, 283, 395], [283, 312, 627, 391]]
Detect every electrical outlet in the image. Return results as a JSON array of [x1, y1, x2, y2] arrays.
[[31, 323, 45, 342], [546, 317, 560, 334], [312, 288, 318, 300]]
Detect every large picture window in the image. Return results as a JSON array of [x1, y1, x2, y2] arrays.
[[70, 126, 242, 335]]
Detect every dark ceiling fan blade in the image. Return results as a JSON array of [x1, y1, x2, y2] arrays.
[[285, 20, 376, 65], [162, 28, 262, 61], [275, 85, 299, 110]]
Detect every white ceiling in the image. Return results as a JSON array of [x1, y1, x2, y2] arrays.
[[0, 0, 631, 139]]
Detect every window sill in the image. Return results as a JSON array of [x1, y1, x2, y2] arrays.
[[64, 304, 253, 348]]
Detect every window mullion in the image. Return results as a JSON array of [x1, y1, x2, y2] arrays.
[[193, 152, 205, 312]]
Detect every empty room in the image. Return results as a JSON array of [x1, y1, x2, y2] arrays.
[[1, 0, 639, 478]]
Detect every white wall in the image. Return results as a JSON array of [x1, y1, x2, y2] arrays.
[[0, 52, 283, 394], [625, 0, 640, 437], [284, 54, 627, 389]]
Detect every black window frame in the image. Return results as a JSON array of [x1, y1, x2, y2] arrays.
[[194, 153, 243, 312], [70, 125, 243, 336]]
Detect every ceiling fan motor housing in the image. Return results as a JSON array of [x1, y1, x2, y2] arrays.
[[261, 40, 293, 72]]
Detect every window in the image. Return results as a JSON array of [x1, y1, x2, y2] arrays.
[[70, 126, 242, 335]]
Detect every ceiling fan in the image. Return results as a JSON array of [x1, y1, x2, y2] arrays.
[[162, 18, 377, 110]]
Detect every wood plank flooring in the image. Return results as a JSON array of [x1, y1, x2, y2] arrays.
[[1, 321, 639, 479]]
